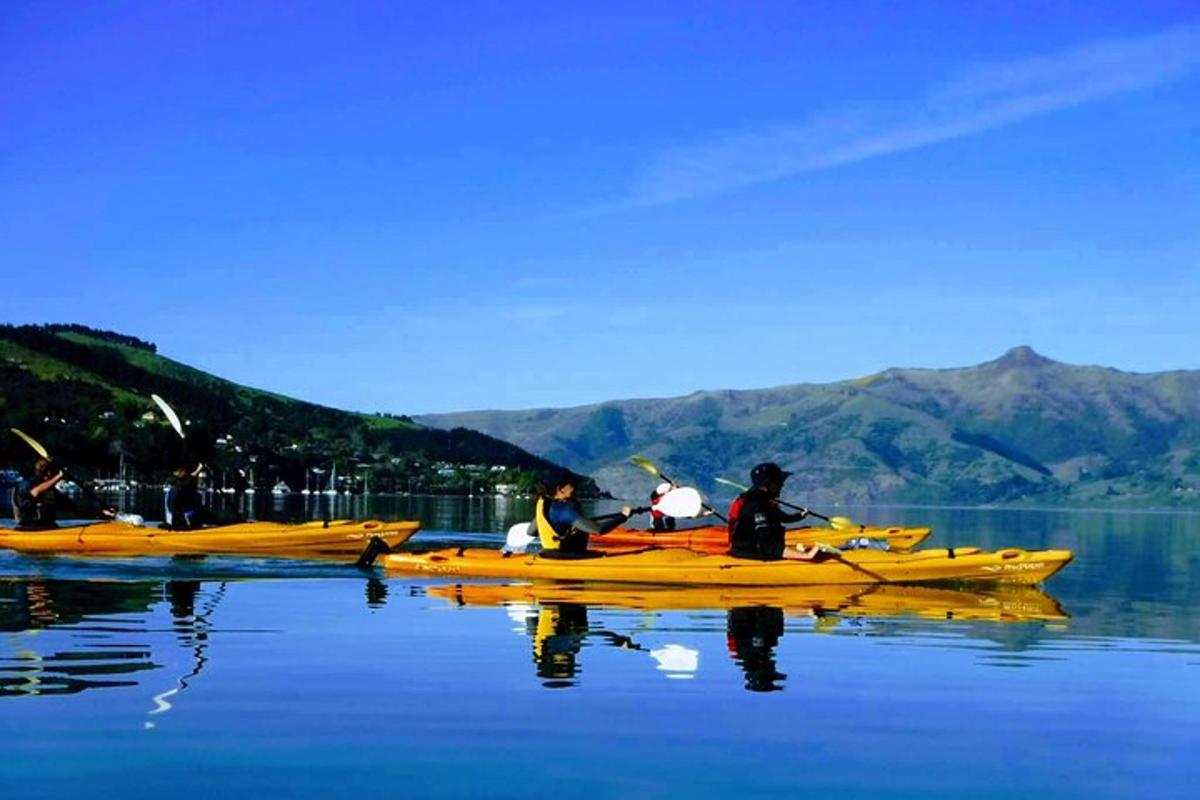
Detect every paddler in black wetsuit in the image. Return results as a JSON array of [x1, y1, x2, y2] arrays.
[[164, 463, 215, 530], [534, 473, 634, 556], [11, 458, 114, 530], [727, 462, 823, 561]]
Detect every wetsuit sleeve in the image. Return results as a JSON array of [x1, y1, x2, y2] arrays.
[[566, 509, 628, 536], [780, 509, 808, 524], [567, 513, 603, 535], [592, 513, 629, 535]]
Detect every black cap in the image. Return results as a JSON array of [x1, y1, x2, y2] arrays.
[[750, 462, 791, 487]]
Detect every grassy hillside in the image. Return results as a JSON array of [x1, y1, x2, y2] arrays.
[[0, 324, 588, 495], [419, 347, 1200, 507]]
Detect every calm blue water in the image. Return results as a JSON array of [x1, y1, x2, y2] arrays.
[[2, 503, 1199, 798]]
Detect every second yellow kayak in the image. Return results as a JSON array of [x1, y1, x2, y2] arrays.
[[382, 545, 1072, 586]]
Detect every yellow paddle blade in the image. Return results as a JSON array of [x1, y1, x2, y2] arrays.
[[828, 516, 861, 532], [9, 428, 50, 459], [714, 477, 749, 491], [629, 456, 662, 478], [151, 394, 186, 439]]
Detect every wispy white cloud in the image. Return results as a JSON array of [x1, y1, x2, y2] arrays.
[[625, 24, 1200, 208]]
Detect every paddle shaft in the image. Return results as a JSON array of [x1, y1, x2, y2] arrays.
[[820, 550, 888, 582], [594, 505, 650, 523]]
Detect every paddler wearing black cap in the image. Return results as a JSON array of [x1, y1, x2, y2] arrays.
[[727, 462, 822, 561]]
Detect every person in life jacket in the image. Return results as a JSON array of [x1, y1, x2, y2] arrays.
[[164, 463, 214, 530], [727, 462, 823, 561], [534, 472, 634, 556], [649, 481, 678, 531], [11, 458, 113, 531]]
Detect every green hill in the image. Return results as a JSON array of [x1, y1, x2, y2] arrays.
[[0, 324, 586, 494], [419, 347, 1200, 507]]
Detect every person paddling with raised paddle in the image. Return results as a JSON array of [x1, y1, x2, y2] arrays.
[[164, 462, 215, 530], [11, 457, 114, 530], [8, 429, 118, 530], [728, 462, 823, 561], [151, 394, 217, 531]]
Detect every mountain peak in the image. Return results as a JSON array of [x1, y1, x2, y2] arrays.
[[990, 345, 1055, 368]]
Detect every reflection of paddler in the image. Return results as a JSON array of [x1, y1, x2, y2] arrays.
[[530, 604, 590, 687], [727, 606, 787, 692], [147, 580, 225, 727], [165, 580, 200, 621], [528, 603, 645, 688]]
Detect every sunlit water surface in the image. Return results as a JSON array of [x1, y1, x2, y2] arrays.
[[2, 499, 1198, 798]]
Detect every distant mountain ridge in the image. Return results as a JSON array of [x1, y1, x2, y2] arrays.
[[419, 347, 1200, 507], [0, 324, 586, 494]]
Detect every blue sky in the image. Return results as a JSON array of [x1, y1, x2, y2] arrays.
[[3, 2, 1198, 414]]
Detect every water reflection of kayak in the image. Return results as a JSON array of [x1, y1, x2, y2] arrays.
[[0, 519, 420, 560], [382, 545, 1073, 586], [427, 581, 1069, 622], [595, 525, 932, 553]]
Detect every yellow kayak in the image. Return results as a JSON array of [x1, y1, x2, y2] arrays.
[[0, 519, 421, 560], [381, 545, 1072, 586], [596, 524, 932, 553], [427, 581, 1069, 622]]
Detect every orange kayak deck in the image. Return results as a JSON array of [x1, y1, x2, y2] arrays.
[[596, 524, 932, 553]]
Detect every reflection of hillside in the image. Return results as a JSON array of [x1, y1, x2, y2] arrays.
[[1, 579, 158, 631], [0, 579, 224, 705], [1, 579, 160, 697]]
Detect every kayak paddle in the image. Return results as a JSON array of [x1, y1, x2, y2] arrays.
[[9, 427, 50, 459], [151, 393, 186, 439], [630, 457, 727, 522]]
